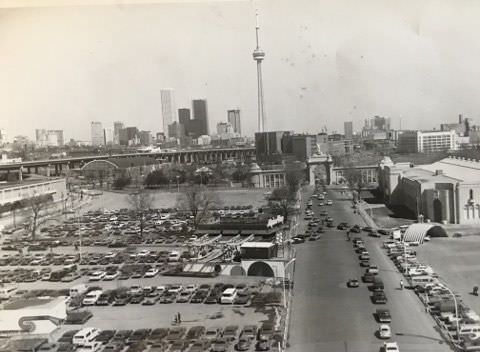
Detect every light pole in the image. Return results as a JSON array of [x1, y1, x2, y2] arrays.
[[282, 257, 296, 351], [443, 284, 460, 342], [176, 175, 180, 193], [283, 258, 296, 309], [76, 210, 83, 262]]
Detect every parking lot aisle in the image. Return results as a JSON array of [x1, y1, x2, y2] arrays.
[[288, 188, 378, 352], [362, 235, 452, 351], [288, 187, 452, 352]]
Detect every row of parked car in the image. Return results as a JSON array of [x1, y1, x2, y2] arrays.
[[79, 282, 256, 307], [347, 235, 400, 352], [383, 239, 480, 351], [43, 321, 278, 352]]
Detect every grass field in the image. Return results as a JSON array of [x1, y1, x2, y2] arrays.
[[82, 188, 268, 212]]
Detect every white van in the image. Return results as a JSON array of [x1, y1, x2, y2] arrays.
[[82, 290, 102, 306], [459, 325, 480, 339], [70, 284, 88, 298], [73, 327, 101, 346], [168, 251, 181, 262], [220, 288, 238, 304], [409, 275, 437, 288], [0, 286, 17, 300]]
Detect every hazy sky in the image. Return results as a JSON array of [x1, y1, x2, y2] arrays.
[[3, 0, 480, 141]]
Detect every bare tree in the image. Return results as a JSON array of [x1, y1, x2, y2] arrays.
[[28, 193, 47, 240], [343, 164, 365, 202], [268, 186, 297, 221], [127, 189, 154, 237], [284, 161, 305, 194], [177, 185, 220, 228]]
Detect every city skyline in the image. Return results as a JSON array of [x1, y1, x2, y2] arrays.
[[4, 1, 480, 140]]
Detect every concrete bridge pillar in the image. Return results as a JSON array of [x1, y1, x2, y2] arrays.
[[46, 165, 51, 177], [18, 167, 23, 182]]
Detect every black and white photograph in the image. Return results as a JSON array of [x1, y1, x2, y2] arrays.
[[1, 0, 480, 351]]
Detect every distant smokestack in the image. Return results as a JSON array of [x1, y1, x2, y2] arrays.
[[459, 114, 463, 123]]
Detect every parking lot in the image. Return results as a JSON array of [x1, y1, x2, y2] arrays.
[[0, 188, 288, 352], [417, 236, 480, 319]]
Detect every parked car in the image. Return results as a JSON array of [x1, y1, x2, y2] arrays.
[[347, 279, 359, 288], [376, 309, 392, 323], [210, 338, 228, 352], [383, 342, 400, 352], [372, 291, 387, 304], [88, 271, 106, 282], [378, 324, 392, 339]]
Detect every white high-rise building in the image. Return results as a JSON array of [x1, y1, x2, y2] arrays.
[[0, 129, 7, 145], [161, 89, 177, 137], [91, 121, 104, 146], [104, 128, 114, 145]]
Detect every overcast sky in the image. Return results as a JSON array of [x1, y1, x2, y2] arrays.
[[3, 0, 480, 141]]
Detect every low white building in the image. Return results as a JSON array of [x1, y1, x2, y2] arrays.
[[0, 178, 67, 206], [397, 130, 457, 153]]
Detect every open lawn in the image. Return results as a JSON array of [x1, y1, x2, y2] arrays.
[[82, 188, 268, 212], [417, 237, 480, 317]]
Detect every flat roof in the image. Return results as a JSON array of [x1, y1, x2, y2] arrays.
[[0, 177, 63, 190], [240, 242, 275, 249]]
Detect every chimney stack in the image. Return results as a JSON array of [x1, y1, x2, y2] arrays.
[[459, 114, 463, 123]]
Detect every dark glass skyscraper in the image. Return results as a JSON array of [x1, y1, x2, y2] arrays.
[[192, 99, 209, 136]]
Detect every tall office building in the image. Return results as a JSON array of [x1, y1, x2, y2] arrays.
[[217, 122, 233, 135], [178, 108, 191, 126], [91, 122, 104, 146], [35, 129, 64, 147], [227, 109, 241, 135], [0, 129, 6, 145], [193, 99, 209, 136], [344, 121, 353, 139], [113, 121, 124, 144], [104, 128, 114, 145], [161, 89, 177, 137]]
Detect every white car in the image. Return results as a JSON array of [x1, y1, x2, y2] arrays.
[[384, 342, 399, 352], [88, 271, 106, 281], [379, 324, 391, 339], [103, 271, 119, 281], [367, 265, 379, 274], [184, 284, 198, 293], [168, 284, 183, 294], [82, 290, 102, 306], [129, 285, 143, 295], [144, 268, 159, 278], [326, 200, 333, 205]]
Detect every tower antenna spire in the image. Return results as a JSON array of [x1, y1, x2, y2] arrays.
[[253, 10, 266, 133]]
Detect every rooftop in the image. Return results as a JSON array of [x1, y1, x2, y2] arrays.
[[240, 242, 276, 249], [0, 177, 62, 191], [418, 156, 480, 183]]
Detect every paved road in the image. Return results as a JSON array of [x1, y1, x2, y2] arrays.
[[288, 187, 452, 352]]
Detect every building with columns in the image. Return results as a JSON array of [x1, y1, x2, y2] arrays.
[[378, 155, 480, 224]]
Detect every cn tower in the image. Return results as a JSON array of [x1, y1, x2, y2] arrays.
[[253, 11, 266, 132]]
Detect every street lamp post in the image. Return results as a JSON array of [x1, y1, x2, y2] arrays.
[[283, 258, 296, 309], [282, 257, 296, 351], [443, 285, 461, 343]]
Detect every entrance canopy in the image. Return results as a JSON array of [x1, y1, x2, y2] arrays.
[[403, 223, 447, 243]]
